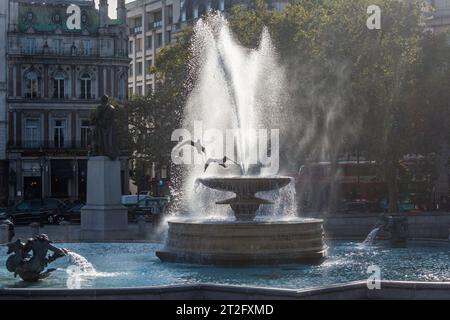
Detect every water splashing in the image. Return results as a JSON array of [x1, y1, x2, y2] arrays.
[[67, 251, 96, 274], [363, 228, 381, 246], [177, 13, 291, 219]]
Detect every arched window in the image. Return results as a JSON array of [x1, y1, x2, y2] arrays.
[[80, 73, 92, 99], [24, 70, 40, 99], [53, 71, 67, 99]]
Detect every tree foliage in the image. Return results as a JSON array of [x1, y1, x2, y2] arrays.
[[127, 0, 450, 211]]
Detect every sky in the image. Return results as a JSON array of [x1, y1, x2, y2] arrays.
[[94, 0, 134, 19]]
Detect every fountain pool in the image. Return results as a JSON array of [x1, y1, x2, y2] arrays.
[[1, 241, 448, 289]]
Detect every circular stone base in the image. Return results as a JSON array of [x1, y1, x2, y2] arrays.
[[156, 219, 327, 266]]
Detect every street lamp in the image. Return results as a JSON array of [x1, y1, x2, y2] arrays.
[[39, 155, 48, 202]]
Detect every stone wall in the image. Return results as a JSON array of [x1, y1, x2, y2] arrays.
[[0, 281, 449, 300]]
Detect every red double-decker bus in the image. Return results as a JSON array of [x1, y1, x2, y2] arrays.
[[295, 158, 438, 213]]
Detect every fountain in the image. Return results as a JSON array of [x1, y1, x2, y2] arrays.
[[156, 15, 326, 266], [364, 215, 409, 247]]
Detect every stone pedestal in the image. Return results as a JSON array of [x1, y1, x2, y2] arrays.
[[81, 157, 128, 241]]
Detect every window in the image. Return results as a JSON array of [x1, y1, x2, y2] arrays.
[[167, 5, 173, 24], [80, 120, 91, 148], [24, 38, 36, 54], [82, 40, 92, 55], [146, 60, 153, 72], [128, 87, 133, 97], [137, 86, 143, 96], [80, 73, 92, 99], [53, 71, 66, 99], [129, 64, 133, 77], [153, 11, 163, 28], [146, 36, 153, 50], [136, 62, 143, 76], [129, 40, 133, 54], [136, 39, 143, 52], [25, 71, 40, 99], [52, 39, 64, 55], [53, 119, 66, 148], [25, 119, 41, 148], [166, 31, 172, 44], [156, 33, 163, 48]]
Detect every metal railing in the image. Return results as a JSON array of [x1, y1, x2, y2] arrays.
[[9, 140, 92, 150]]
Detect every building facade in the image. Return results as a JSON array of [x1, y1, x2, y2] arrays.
[[127, 0, 181, 96], [427, 0, 450, 33], [126, 0, 288, 96], [6, 0, 130, 204], [0, 2, 9, 205]]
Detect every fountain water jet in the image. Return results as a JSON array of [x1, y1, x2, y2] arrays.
[[157, 14, 326, 265]]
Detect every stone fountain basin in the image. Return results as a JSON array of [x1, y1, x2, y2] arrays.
[[197, 176, 292, 194], [156, 218, 326, 266]]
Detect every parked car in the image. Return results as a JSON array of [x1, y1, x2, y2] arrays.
[[134, 197, 169, 225], [0, 199, 67, 225], [61, 202, 84, 224]]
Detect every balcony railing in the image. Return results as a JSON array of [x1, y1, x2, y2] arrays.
[[130, 26, 143, 35], [19, 47, 100, 57], [9, 140, 92, 150], [152, 21, 163, 29]]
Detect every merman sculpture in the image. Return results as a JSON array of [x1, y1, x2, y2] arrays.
[[6, 234, 68, 282]]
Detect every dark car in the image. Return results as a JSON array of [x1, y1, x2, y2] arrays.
[[62, 203, 84, 224], [0, 199, 67, 225]]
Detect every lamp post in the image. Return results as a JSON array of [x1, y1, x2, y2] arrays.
[[39, 155, 48, 202]]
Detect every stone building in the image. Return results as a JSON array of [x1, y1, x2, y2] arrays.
[[6, 0, 130, 204], [0, 2, 9, 205], [427, 0, 450, 33], [127, 0, 181, 96], [126, 0, 287, 96]]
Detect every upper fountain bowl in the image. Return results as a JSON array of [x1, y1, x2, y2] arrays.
[[197, 176, 292, 221], [197, 176, 292, 193]]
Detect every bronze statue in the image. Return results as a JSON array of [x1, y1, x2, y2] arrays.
[[6, 234, 68, 282], [91, 95, 120, 160]]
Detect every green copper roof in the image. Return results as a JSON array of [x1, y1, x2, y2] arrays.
[[19, 3, 100, 34]]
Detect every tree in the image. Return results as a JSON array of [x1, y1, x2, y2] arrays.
[[126, 28, 193, 190], [228, 0, 432, 213]]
